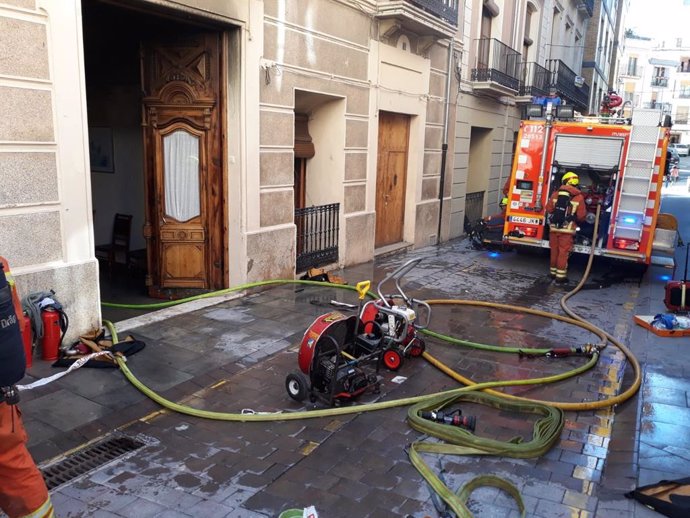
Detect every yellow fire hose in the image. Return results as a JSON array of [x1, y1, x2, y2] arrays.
[[402, 206, 642, 516], [100, 205, 641, 517], [419, 205, 641, 411]]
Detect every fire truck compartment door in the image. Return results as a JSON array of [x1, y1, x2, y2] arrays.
[[553, 136, 624, 169]]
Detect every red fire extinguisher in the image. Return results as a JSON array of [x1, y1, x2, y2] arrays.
[[22, 311, 33, 368], [40, 307, 64, 361]]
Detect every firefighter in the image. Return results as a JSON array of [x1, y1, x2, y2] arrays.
[[545, 172, 587, 284], [485, 177, 511, 223], [0, 264, 54, 518]]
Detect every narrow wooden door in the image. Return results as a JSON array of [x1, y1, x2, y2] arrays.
[[141, 32, 224, 294], [375, 112, 409, 248]]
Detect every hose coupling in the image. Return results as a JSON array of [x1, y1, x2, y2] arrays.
[[583, 343, 605, 355]]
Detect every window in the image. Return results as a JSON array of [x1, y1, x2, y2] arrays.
[[627, 57, 638, 76], [481, 6, 492, 40], [523, 3, 536, 61], [680, 82, 690, 98], [676, 106, 689, 124], [478, 6, 492, 68], [524, 4, 534, 44], [163, 130, 200, 222]]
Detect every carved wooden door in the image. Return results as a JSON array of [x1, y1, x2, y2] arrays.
[[141, 32, 224, 295]]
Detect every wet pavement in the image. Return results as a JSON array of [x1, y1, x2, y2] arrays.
[[11, 229, 690, 517]]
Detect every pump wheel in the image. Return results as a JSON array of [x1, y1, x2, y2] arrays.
[[285, 372, 309, 402], [409, 338, 426, 358], [383, 348, 403, 371]]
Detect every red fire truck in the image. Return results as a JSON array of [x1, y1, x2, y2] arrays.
[[501, 107, 672, 265]]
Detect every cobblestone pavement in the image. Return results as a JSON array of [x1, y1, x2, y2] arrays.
[[14, 237, 690, 518]]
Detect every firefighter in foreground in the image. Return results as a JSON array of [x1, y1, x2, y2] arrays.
[[545, 172, 587, 284], [0, 263, 54, 518]]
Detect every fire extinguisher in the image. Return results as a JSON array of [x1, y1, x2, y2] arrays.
[[40, 305, 68, 361], [22, 311, 33, 369]]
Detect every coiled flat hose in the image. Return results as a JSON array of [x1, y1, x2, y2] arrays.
[[406, 205, 642, 516], [102, 205, 641, 517]]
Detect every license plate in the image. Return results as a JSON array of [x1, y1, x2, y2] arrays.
[[510, 216, 541, 225]]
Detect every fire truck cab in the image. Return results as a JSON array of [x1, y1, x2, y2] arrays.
[[502, 106, 672, 266]]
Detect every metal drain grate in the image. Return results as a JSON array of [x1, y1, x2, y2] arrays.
[[41, 435, 147, 490]]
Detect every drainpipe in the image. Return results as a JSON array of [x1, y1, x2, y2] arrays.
[[437, 40, 454, 243], [497, 100, 510, 206]]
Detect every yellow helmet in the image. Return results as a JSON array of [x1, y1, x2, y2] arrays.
[[562, 171, 579, 186]]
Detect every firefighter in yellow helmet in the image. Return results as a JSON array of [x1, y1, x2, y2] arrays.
[[485, 178, 511, 222], [545, 172, 587, 284]]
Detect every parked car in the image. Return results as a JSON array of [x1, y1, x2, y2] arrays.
[[672, 143, 690, 156]]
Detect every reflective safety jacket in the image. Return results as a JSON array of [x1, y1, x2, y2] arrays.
[[545, 184, 587, 234], [0, 264, 25, 388]]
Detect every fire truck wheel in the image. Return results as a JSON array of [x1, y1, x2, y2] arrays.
[[383, 348, 404, 371], [409, 338, 426, 357], [285, 372, 309, 402]]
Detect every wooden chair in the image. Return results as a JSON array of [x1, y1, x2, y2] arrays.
[[95, 213, 133, 276]]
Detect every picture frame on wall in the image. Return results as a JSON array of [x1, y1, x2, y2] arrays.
[[89, 127, 114, 173]]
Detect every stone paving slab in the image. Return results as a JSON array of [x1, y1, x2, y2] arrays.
[[12, 238, 690, 517]]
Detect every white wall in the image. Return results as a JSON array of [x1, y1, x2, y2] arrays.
[[306, 98, 346, 207], [90, 127, 145, 250]]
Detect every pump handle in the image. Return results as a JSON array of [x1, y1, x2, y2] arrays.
[[356, 280, 371, 301]]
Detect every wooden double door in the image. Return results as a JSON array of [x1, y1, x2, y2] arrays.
[[141, 32, 225, 295]]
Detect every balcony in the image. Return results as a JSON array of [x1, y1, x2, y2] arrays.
[[577, 0, 594, 17], [471, 38, 521, 95], [679, 91, 690, 99], [643, 101, 672, 113], [546, 59, 590, 112], [375, 0, 458, 40], [517, 62, 551, 101], [651, 76, 669, 87], [620, 68, 640, 78]]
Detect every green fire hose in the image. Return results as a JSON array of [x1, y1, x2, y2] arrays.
[[101, 206, 640, 517]]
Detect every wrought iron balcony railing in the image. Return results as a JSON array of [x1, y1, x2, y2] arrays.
[[464, 191, 485, 231], [295, 203, 340, 273], [546, 59, 589, 111], [622, 67, 640, 77], [471, 38, 521, 92], [519, 62, 551, 98], [643, 101, 672, 113], [577, 0, 594, 17], [651, 76, 669, 87], [407, 0, 459, 24]]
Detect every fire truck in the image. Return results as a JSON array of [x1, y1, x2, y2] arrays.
[[500, 106, 672, 266]]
